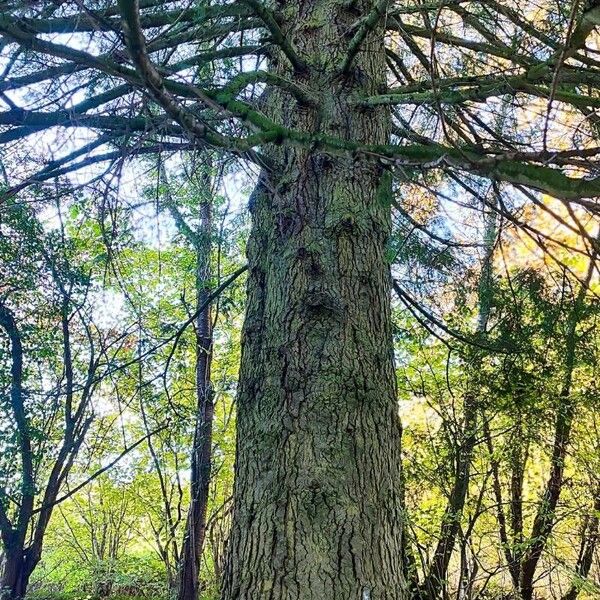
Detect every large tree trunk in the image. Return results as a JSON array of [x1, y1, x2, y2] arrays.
[[222, 2, 406, 598]]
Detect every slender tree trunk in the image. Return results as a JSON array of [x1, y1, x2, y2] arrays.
[[420, 199, 497, 599], [519, 251, 596, 600], [222, 2, 406, 598], [519, 348, 576, 600], [0, 303, 36, 600], [519, 402, 573, 600], [509, 411, 527, 586], [178, 196, 214, 600], [421, 392, 477, 599], [484, 419, 520, 590], [561, 483, 600, 600]]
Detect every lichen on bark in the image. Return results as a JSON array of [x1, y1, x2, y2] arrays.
[[222, 2, 406, 599]]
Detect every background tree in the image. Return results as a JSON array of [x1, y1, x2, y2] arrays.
[[0, 196, 133, 599]]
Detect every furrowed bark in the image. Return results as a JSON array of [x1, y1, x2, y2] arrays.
[[222, 1, 406, 598]]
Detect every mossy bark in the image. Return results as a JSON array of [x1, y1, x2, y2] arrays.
[[222, 1, 406, 598]]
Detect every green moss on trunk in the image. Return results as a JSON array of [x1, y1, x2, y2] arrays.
[[222, 2, 406, 599]]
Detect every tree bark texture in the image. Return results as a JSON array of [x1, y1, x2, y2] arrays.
[[222, 1, 406, 598]]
